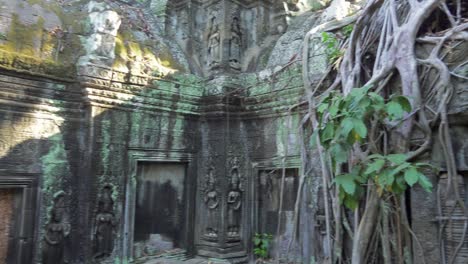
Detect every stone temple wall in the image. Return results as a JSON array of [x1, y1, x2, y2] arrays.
[[0, 0, 309, 259]]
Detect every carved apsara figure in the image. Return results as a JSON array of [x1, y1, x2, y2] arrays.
[[93, 185, 116, 259], [229, 17, 242, 69], [227, 167, 242, 237], [207, 16, 221, 68], [204, 166, 219, 238], [42, 192, 70, 264]]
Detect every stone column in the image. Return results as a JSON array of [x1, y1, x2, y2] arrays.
[[195, 81, 247, 261]]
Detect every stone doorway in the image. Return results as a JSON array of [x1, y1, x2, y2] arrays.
[[256, 168, 300, 260], [0, 188, 17, 263], [0, 177, 37, 264], [133, 162, 189, 260]]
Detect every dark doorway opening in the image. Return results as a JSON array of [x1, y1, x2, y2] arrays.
[[133, 162, 188, 259], [0, 177, 37, 264], [0, 188, 19, 264], [257, 168, 299, 259]]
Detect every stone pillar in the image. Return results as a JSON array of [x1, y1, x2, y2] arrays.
[[195, 81, 247, 261]]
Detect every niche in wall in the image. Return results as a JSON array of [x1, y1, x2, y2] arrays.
[[257, 168, 299, 258], [133, 162, 188, 258], [0, 177, 37, 264]]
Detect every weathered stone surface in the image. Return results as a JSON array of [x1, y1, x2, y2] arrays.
[[0, 189, 14, 263], [0, 1, 466, 264]]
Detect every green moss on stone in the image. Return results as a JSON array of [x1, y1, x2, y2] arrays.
[[0, 10, 76, 78]]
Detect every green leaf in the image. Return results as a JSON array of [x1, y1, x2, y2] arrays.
[[365, 159, 385, 174], [386, 101, 404, 120], [341, 117, 354, 137], [418, 175, 433, 192], [395, 96, 412, 112], [358, 97, 371, 110], [336, 174, 356, 194], [387, 154, 407, 165], [389, 162, 411, 176], [339, 188, 346, 202], [349, 86, 367, 98], [379, 169, 395, 186], [355, 174, 367, 184], [329, 104, 340, 117], [369, 92, 385, 112], [310, 131, 318, 148], [321, 32, 329, 42], [369, 92, 385, 104], [344, 197, 359, 210], [393, 175, 408, 194], [331, 144, 348, 164], [404, 167, 419, 186], [342, 24, 354, 37], [353, 119, 367, 138], [368, 154, 384, 159], [254, 237, 261, 246], [321, 122, 335, 142], [318, 103, 329, 114]]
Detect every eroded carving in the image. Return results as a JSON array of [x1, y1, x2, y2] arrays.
[[42, 192, 70, 264], [227, 157, 243, 239], [229, 17, 242, 70], [93, 185, 116, 259], [78, 1, 122, 68], [207, 16, 221, 69], [203, 165, 219, 239]]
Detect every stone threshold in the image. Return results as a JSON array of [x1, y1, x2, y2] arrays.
[[133, 249, 232, 264]]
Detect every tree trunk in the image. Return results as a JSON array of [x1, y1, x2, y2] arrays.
[[351, 185, 380, 264]]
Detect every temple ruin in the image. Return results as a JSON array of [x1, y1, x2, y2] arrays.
[[0, 0, 467, 263]]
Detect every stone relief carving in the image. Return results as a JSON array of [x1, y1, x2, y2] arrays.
[[93, 185, 116, 259], [203, 164, 219, 239], [229, 17, 242, 70], [78, 1, 122, 68], [227, 157, 243, 239], [42, 192, 70, 264], [207, 16, 221, 69], [178, 9, 190, 45]]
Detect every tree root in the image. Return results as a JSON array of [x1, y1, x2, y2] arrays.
[[296, 0, 468, 263]]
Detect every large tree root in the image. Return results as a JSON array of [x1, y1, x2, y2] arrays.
[[297, 0, 468, 263]]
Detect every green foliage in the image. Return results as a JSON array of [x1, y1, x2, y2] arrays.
[[342, 24, 354, 37], [336, 154, 434, 209], [253, 233, 273, 259], [315, 86, 434, 209], [321, 32, 342, 64]]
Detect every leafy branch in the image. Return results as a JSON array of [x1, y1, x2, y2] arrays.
[[314, 85, 434, 210], [253, 233, 273, 260]]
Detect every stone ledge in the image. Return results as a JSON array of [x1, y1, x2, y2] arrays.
[[0, 49, 75, 81]]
